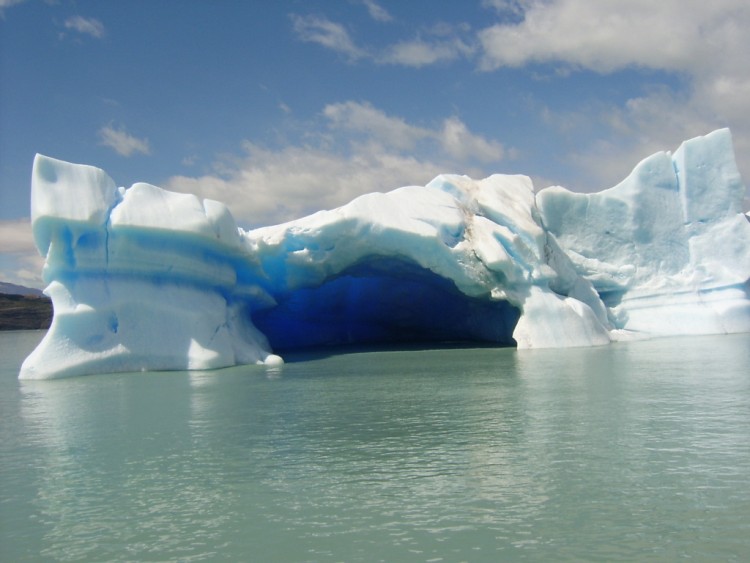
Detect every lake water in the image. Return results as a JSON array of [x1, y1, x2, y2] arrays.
[[2, 331, 750, 562]]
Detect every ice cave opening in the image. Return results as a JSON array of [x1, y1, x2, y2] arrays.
[[252, 257, 521, 351]]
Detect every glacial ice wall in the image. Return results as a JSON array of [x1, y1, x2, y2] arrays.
[[537, 129, 750, 336], [19, 129, 750, 379]]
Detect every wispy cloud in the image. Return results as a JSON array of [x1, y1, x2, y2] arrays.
[[290, 14, 366, 61], [98, 125, 151, 157], [359, 0, 392, 22], [480, 0, 535, 19], [64, 15, 106, 39], [323, 101, 505, 162], [165, 101, 510, 227], [292, 13, 474, 68], [0, 0, 29, 17]]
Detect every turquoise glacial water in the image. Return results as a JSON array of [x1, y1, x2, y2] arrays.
[[2, 330, 750, 561]]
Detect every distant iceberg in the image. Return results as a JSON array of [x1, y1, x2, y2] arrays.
[[19, 129, 750, 379]]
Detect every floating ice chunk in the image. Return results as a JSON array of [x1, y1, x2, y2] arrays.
[[512, 286, 611, 349], [264, 354, 285, 367]]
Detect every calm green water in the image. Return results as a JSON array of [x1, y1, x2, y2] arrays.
[[2, 331, 750, 562]]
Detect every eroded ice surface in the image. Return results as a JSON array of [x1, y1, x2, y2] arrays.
[[537, 129, 750, 336], [19, 129, 750, 379]]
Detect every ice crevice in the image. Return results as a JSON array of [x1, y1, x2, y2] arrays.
[[18, 128, 750, 379]]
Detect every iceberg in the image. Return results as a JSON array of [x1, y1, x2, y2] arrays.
[[19, 129, 750, 379]]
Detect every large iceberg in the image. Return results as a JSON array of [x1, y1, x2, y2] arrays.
[[19, 129, 750, 379]]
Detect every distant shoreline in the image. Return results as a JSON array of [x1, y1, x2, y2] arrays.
[[0, 293, 52, 330]]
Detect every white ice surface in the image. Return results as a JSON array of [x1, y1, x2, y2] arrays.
[[536, 128, 750, 336], [19, 130, 750, 379]]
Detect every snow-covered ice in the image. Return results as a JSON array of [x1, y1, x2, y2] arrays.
[[19, 129, 750, 379]]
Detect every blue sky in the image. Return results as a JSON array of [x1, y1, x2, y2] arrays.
[[2, 0, 749, 288]]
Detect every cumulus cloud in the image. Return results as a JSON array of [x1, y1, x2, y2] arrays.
[[165, 101, 511, 227], [98, 124, 151, 157], [561, 88, 744, 191], [478, 1, 748, 74], [166, 143, 441, 228], [64, 15, 106, 39], [475, 0, 750, 193]]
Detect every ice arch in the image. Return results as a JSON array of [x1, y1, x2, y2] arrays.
[[253, 256, 521, 350]]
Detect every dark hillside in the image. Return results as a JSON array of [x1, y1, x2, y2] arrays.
[[0, 281, 44, 297], [0, 293, 52, 330]]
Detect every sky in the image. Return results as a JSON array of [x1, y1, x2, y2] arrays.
[[2, 0, 750, 289]]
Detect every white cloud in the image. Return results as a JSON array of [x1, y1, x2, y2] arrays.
[[0, 219, 44, 288], [480, 0, 533, 18], [359, 0, 392, 22], [0, 219, 35, 254], [478, 1, 749, 74], [166, 143, 442, 228], [165, 102, 511, 227], [322, 101, 506, 162], [98, 124, 151, 157], [64, 15, 105, 39], [476, 0, 750, 196], [575, 90, 746, 188], [322, 101, 430, 150], [0, 254, 45, 288], [290, 14, 366, 61], [439, 117, 505, 163], [380, 37, 474, 67], [0, 0, 28, 17], [292, 13, 474, 68]]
